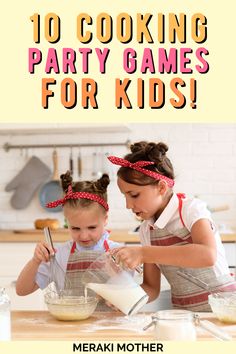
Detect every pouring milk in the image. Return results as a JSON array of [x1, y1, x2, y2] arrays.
[[86, 271, 148, 315]]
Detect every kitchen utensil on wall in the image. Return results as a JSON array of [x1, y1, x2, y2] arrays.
[[101, 150, 110, 175], [20, 146, 29, 162], [5, 156, 51, 209], [98, 151, 104, 178], [78, 148, 82, 180], [39, 150, 63, 212], [23, 147, 29, 162], [104, 152, 109, 173], [102, 151, 115, 181], [69, 147, 73, 176], [92, 152, 97, 178]]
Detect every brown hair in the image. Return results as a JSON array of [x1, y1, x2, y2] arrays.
[[60, 171, 110, 210], [118, 141, 174, 186]]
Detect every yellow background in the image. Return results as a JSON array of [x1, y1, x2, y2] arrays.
[[1, 0, 235, 123], [0, 1, 236, 353], [1, 341, 236, 354]]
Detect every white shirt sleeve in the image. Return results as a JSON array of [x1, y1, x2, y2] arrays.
[[181, 197, 216, 232], [181, 197, 229, 275]]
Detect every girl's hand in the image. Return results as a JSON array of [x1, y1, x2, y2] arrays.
[[110, 247, 144, 270], [32, 241, 55, 264]]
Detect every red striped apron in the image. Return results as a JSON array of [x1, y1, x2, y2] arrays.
[[150, 193, 236, 311], [64, 241, 110, 311]]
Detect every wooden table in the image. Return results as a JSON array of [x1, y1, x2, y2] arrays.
[[11, 311, 236, 341]]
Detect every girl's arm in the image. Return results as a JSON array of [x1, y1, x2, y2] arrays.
[[16, 241, 54, 296], [16, 258, 40, 295], [141, 263, 161, 302], [111, 219, 217, 269]]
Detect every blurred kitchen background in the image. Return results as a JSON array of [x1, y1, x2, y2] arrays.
[[0, 123, 236, 232], [1, 122, 236, 311]]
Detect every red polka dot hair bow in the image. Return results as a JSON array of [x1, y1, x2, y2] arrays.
[[46, 185, 109, 211], [107, 156, 175, 188]]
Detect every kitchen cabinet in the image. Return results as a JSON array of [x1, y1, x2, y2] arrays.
[[3, 279, 46, 311], [0, 243, 47, 310], [223, 243, 236, 276]]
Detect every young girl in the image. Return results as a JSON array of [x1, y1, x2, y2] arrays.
[[16, 171, 120, 309], [108, 141, 236, 311]]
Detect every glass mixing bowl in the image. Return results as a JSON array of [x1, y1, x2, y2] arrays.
[[44, 290, 98, 321], [208, 292, 236, 324]]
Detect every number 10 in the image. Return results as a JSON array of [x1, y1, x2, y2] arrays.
[[30, 13, 61, 43]]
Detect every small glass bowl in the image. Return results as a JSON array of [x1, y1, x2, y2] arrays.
[[44, 291, 98, 321], [208, 292, 236, 324]]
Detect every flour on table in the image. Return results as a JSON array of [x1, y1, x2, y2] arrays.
[[79, 314, 151, 332]]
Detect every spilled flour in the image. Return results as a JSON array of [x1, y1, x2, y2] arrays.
[[79, 314, 152, 332], [16, 313, 152, 331], [16, 317, 76, 327], [17, 318, 47, 325]]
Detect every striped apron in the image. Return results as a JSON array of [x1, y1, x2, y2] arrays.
[[64, 241, 110, 311], [150, 193, 236, 311]]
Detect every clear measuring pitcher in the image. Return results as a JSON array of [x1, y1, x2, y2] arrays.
[[82, 253, 148, 315]]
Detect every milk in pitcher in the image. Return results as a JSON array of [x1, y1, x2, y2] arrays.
[[86, 282, 148, 315]]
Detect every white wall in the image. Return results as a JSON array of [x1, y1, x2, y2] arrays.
[[0, 123, 236, 231]]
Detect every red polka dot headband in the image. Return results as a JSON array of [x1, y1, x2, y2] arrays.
[[107, 156, 175, 188], [46, 185, 109, 211]]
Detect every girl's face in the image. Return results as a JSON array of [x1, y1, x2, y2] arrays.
[[117, 177, 168, 220], [64, 203, 108, 248]]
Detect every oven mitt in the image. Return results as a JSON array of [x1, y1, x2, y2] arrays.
[[5, 156, 51, 209]]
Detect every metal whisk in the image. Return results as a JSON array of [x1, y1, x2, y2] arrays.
[[44, 227, 71, 294]]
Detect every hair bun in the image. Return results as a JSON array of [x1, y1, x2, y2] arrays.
[[121, 141, 174, 181], [156, 142, 168, 156], [95, 173, 110, 192], [130, 141, 148, 154], [145, 142, 169, 161], [60, 170, 73, 192], [144, 142, 156, 155]]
